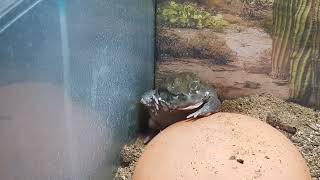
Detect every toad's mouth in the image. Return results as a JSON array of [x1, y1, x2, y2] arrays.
[[177, 101, 203, 110]]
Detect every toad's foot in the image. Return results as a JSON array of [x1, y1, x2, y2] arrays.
[[186, 97, 221, 119], [143, 132, 158, 144], [143, 136, 152, 144]]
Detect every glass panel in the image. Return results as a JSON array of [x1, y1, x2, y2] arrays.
[[0, 0, 154, 179]]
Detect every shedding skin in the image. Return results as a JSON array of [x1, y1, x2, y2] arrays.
[[186, 96, 221, 119]]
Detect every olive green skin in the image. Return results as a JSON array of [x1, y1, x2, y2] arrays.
[[140, 72, 221, 143], [158, 72, 217, 110]]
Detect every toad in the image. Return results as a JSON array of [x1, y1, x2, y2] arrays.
[[141, 72, 221, 143]]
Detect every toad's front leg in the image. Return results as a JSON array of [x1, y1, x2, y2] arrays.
[[143, 117, 162, 144], [186, 96, 221, 119]]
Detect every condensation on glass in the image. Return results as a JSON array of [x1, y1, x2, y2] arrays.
[[0, 0, 155, 179]]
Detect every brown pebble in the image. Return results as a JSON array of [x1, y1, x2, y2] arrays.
[[236, 159, 244, 164]]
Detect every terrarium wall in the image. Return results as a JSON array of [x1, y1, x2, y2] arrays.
[[0, 0, 154, 179], [155, 0, 320, 109]]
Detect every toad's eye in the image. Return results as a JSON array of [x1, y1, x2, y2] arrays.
[[190, 81, 198, 91], [168, 85, 175, 91], [173, 95, 179, 100]]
